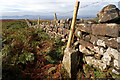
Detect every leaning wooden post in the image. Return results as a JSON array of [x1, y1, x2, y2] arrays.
[[37, 17, 40, 28], [54, 13, 57, 20], [67, 1, 80, 48], [62, 1, 80, 78]]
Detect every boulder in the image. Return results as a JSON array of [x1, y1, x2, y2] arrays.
[[97, 4, 120, 23]]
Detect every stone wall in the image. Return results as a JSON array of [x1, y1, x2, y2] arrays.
[[75, 23, 120, 75], [30, 19, 120, 75], [39, 19, 72, 42]]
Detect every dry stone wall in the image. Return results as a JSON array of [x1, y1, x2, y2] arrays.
[[76, 23, 120, 75], [32, 18, 120, 75], [38, 19, 72, 42], [31, 3, 120, 75]]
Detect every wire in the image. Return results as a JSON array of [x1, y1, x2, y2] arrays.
[[58, 1, 101, 15]]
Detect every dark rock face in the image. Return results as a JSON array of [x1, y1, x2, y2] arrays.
[[97, 4, 120, 23]]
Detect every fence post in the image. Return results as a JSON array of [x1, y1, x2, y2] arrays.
[[37, 17, 40, 28], [67, 1, 80, 48], [54, 13, 57, 20], [62, 1, 80, 78]]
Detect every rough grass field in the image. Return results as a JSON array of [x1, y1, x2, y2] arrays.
[[2, 19, 69, 80]]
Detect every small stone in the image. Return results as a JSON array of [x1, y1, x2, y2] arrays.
[[75, 29, 82, 38], [94, 54, 102, 60], [94, 46, 104, 55], [99, 62, 107, 70], [97, 39, 106, 48], [60, 19, 66, 24], [90, 35, 98, 45], [74, 41, 79, 46], [56, 20, 60, 23], [77, 31, 82, 38], [112, 69, 120, 75], [102, 51, 111, 65], [84, 56, 95, 65], [106, 47, 120, 60], [117, 37, 120, 43], [61, 39, 66, 42], [84, 35, 91, 42], [79, 45, 94, 55], [114, 59, 120, 69], [60, 24, 65, 28]]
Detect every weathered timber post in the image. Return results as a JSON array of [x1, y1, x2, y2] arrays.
[[62, 1, 80, 78], [54, 13, 57, 20], [37, 17, 40, 28], [25, 19, 32, 27], [67, 1, 79, 48]]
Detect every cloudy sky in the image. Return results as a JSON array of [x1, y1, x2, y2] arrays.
[[0, 0, 120, 17]]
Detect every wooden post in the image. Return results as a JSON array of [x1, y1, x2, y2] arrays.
[[54, 13, 57, 20], [37, 17, 40, 28], [67, 1, 80, 48]]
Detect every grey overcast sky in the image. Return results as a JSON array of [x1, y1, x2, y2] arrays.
[[0, 0, 120, 17]]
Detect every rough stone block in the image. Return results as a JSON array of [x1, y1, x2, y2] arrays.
[[79, 45, 95, 55], [93, 46, 105, 55], [84, 56, 95, 65], [79, 40, 105, 55], [58, 28, 63, 34], [117, 37, 120, 43], [63, 29, 69, 35], [90, 35, 119, 49], [62, 48, 78, 78], [92, 24, 119, 37], [84, 35, 91, 42], [90, 35, 98, 45], [75, 29, 82, 38], [102, 51, 112, 66], [77, 23, 92, 33], [84, 56, 107, 70], [97, 39, 106, 48], [106, 47, 120, 60], [60, 23, 65, 28], [114, 59, 120, 70], [94, 54, 102, 60], [112, 69, 120, 75]]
